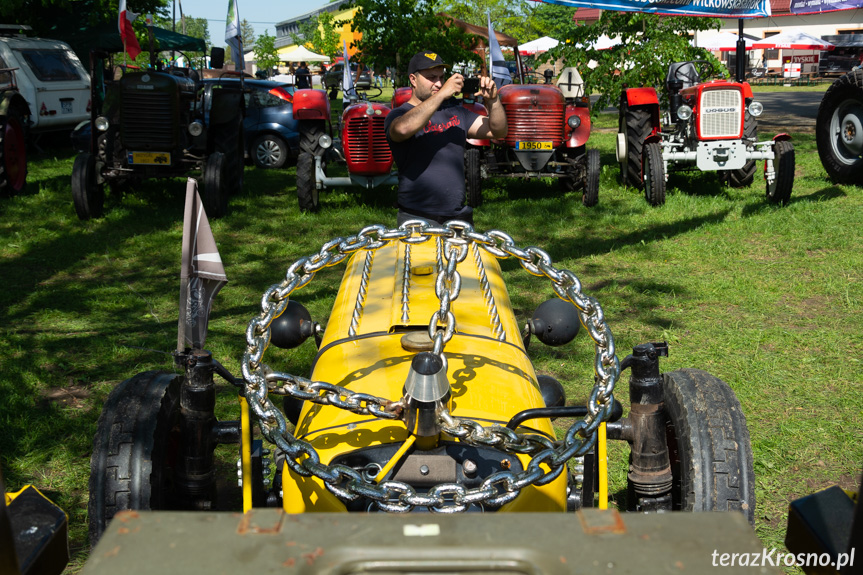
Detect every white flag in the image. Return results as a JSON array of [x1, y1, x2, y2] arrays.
[[225, 0, 243, 71], [487, 12, 512, 88], [342, 40, 355, 103]]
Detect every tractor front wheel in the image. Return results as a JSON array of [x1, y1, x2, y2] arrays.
[[582, 148, 599, 207], [465, 147, 482, 207], [658, 368, 756, 524], [642, 142, 666, 206], [719, 112, 757, 188], [816, 68, 863, 185], [620, 103, 652, 189], [71, 152, 104, 220], [0, 102, 28, 196], [202, 152, 229, 218], [765, 140, 794, 206], [88, 371, 182, 547], [296, 152, 319, 212]]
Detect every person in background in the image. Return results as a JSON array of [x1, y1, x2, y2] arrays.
[[295, 61, 311, 89]]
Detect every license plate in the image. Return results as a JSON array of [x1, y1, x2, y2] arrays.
[[128, 152, 171, 165], [61, 100, 73, 114], [515, 141, 553, 150]]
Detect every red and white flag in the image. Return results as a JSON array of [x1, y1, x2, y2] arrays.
[[118, 0, 142, 60]]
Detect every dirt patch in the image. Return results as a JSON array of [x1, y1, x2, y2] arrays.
[[40, 384, 91, 408]]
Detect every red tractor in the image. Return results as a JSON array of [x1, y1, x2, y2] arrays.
[[617, 60, 795, 206], [482, 67, 599, 207], [291, 85, 488, 213]]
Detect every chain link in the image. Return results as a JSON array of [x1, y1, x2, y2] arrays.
[[240, 221, 619, 512]]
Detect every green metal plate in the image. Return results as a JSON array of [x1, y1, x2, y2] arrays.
[[81, 509, 779, 574]]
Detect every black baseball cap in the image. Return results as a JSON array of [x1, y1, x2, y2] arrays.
[[408, 51, 448, 75]]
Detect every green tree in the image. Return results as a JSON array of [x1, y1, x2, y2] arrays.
[[254, 31, 280, 78], [241, 19, 256, 48], [291, 11, 343, 59], [350, 0, 481, 86], [543, 12, 722, 115]]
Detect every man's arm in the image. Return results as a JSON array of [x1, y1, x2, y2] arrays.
[[387, 74, 465, 142], [467, 76, 507, 140]]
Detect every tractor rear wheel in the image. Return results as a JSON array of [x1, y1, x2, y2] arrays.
[[465, 147, 482, 207], [0, 102, 27, 196], [71, 153, 104, 220], [214, 116, 244, 196], [620, 103, 652, 189], [202, 152, 229, 218], [88, 371, 182, 547], [659, 368, 756, 524], [765, 140, 794, 206], [642, 142, 666, 206], [816, 68, 863, 185], [296, 152, 319, 212], [719, 112, 757, 188], [582, 148, 599, 207]]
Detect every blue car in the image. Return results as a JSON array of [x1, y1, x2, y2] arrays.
[[203, 78, 299, 169]]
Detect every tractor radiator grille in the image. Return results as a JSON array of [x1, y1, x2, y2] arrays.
[[698, 89, 742, 138], [121, 91, 176, 149], [344, 115, 391, 165], [504, 106, 564, 147]]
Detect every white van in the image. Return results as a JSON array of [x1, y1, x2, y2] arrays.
[[0, 25, 90, 133]]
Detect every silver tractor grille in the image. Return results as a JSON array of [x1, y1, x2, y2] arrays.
[[698, 89, 742, 138]]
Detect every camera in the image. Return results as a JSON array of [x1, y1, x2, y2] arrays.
[[462, 77, 480, 95]]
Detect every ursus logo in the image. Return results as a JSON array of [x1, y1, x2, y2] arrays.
[[425, 53, 438, 60]]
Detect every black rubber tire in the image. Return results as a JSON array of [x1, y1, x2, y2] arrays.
[[642, 141, 666, 206], [620, 101, 652, 189], [88, 371, 182, 547], [252, 134, 288, 169], [214, 117, 244, 197], [816, 68, 863, 185], [660, 368, 756, 524], [0, 102, 28, 196], [766, 140, 794, 206], [71, 152, 105, 220], [202, 152, 229, 218], [465, 147, 482, 207], [582, 148, 600, 207], [299, 120, 325, 156], [719, 112, 757, 188], [296, 152, 319, 212]]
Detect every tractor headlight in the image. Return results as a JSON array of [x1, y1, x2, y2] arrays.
[[188, 121, 204, 137], [95, 116, 110, 132], [319, 134, 333, 149], [677, 105, 693, 121], [748, 101, 764, 117], [567, 116, 581, 130]]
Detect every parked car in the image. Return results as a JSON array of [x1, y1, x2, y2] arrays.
[[323, 62, 372, 90], [203, 78, 298, 169], [0, 24, 89, 134]]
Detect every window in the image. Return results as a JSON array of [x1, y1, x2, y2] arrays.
[[763, 31, 779, 61], [0, 54, 12, 88], [17, 49, 82, 82]]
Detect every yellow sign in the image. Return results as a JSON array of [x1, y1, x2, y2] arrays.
[[128, 152, 170, 165], [515, 141, 553, 151]]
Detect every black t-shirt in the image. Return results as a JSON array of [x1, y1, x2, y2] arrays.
[[385, 100, 480, 219], [295, 66, 311, 89]]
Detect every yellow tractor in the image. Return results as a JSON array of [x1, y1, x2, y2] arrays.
[[86, 222, 761, 571]]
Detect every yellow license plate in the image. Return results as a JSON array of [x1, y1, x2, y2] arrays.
[[515, 141, 553, 151], [128, 152, 171, 165]]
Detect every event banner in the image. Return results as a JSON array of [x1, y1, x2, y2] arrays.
[[540, 0, 771, 18], [790, 0, 863, 13]]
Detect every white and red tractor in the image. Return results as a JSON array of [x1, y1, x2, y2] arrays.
[[617, 60, 795, 206]]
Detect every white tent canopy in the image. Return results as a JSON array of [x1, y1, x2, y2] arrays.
[[751, 29, 835, 50], [695, 32, 754, 51], [519, 36, 559, 55], [280, 45, 331, 62]]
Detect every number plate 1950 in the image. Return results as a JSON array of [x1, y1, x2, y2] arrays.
[[515, 141, 553, 151], [128, 152, 171, 165]]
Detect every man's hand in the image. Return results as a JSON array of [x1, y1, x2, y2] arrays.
[[440, 73, 464, 100], [477, 75, 498, 102]]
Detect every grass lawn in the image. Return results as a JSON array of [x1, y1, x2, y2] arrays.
[[0, 100, 860, 573]]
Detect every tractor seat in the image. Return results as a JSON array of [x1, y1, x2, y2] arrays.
[[666, 62, 701, 92]]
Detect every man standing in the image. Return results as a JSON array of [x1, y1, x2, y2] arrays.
[[295, 61, 311, 89], [385, 50, 507, 225]]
